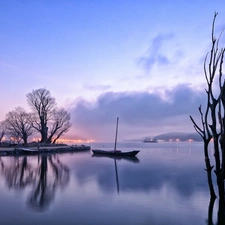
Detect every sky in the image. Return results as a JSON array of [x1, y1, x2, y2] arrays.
[[0, 0, 225, 142]]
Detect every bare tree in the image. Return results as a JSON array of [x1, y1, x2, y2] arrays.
[[27, 88, 56, 142], [0, 121, 7, 144], [27, 88, 71, 143], [190, 13, 225, 201], [4, 107, 35, 145], [47, 108, 72, 144]]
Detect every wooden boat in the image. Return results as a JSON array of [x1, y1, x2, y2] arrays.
[[15, 148, 40, 155], [92, 117, 140, 157], [92, 149, 139, 157], [17, 148, 39, 153], [18, 148, 38, 152]]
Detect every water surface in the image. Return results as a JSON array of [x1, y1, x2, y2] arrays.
[[0, 142, 220, 225]]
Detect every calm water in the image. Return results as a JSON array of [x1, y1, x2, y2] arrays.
[[0, 142, 220, 225]]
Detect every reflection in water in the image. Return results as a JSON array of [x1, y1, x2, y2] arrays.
[[0, 156, 35, 189], [207, 198, 225, 225], [207, 198, 215, 225], [92, 154, 140, 194], [0, 143, 225, 224], [0, 155, 70, 211], [114, 159, 119, 193], [91, 154, 140, 163]]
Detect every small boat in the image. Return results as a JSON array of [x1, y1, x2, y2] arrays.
[[92, 117, 140, 157], [92, 149, 139, 157], [17, 148, 39, 154]]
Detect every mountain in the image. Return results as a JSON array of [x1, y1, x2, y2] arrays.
[[153, 132, 202, 142]]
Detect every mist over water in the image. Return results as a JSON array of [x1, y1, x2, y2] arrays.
[[0, 142, 219, 225]]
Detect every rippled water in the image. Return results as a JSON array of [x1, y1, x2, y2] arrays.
[[0, 142, 220, 225]]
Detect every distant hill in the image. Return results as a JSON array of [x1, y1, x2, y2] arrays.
[[153, 132, 202, 142], [124, 132, 203, 142]]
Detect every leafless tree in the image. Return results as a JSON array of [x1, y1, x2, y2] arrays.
[[4, 107, 35, 145], [0, 121, 7, 144], [27, 88, 56, 142], [47, 108, 72, 144], [189, 13, 225, 224], [190, 13, 225, 202], [27, 88, 71, 143]]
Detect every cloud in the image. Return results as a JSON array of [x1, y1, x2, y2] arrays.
[[137, 33, 175, 72], [69, 84, 206, 141]]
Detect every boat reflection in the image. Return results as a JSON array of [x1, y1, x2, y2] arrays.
[[91, 154, 140, 163], [114, 158, 120, 193], [92, 154, 139, 194], [0, 155, 70, 211]]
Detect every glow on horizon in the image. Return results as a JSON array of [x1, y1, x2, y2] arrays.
[[56, 139, 96, 144], [32, 138, 96, 144]]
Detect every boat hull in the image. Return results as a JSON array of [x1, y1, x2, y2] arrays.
[[92, 149, 139, 157], [17, 148, 40, 154]]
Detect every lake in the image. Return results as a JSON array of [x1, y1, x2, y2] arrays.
[[0, 142, 220, 225]]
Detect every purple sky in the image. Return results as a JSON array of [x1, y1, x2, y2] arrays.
[[0, 1, 225, 141]]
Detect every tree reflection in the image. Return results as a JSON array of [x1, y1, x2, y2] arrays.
[[207, 197, 225, 225], [0, 156, 35, 189], [0, 155, 70, 211], [28, 155, 70, 211]]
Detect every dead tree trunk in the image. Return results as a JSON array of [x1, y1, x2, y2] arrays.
[[190, 12, 225, 200]]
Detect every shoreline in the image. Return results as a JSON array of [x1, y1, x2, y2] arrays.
[[0, 144, 91, 156]]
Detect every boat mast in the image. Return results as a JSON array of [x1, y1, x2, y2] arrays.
[[114, 117, 119, 152]]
